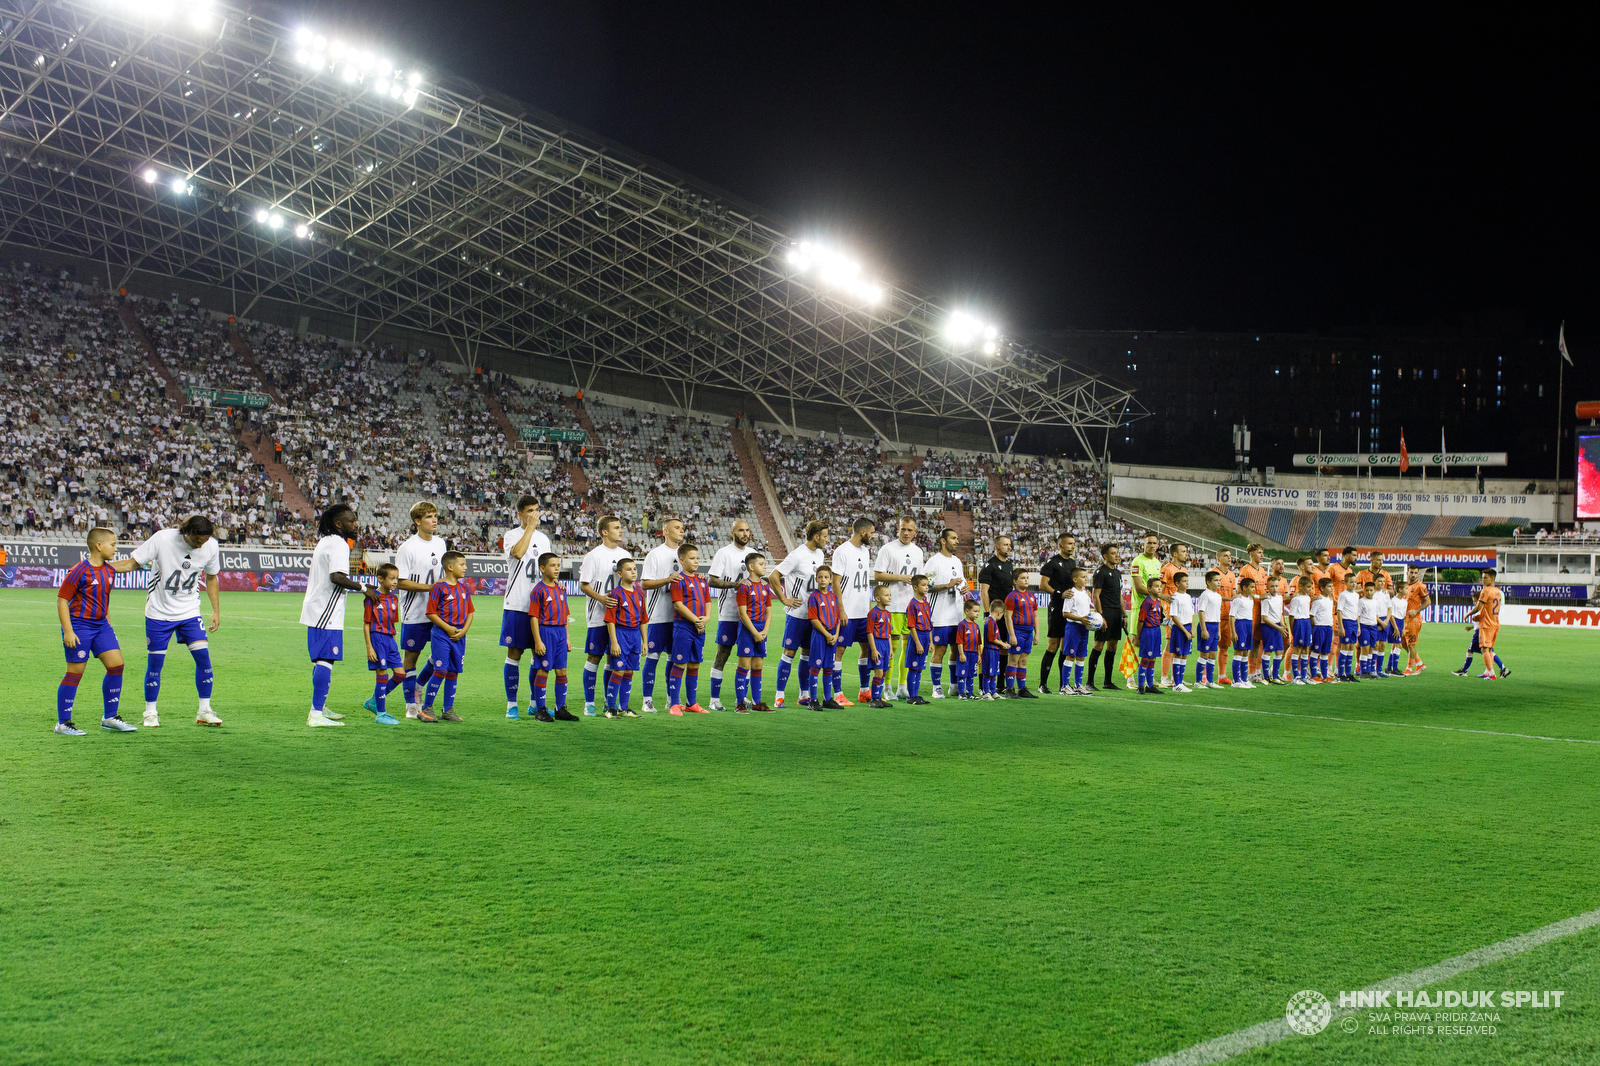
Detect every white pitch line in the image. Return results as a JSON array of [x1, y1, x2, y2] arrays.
[[1095, 693, 1600, 745], [1137, 904, 1600, 1065]]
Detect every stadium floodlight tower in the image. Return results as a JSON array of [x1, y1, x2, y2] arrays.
[[0, 0, 1142, 461]]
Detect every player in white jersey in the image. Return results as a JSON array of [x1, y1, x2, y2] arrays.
[[577, 514, 633, 716], [638, 516, 686, 713], [394, 501, 446, 717], [108, 514, 222, 728], [707, 519, 756, 711], [831, 517, 878, 705], [769, 520, 829, 707], [872, 516, 926, 698], [498, 495, 552, 718], [922, 528, 967, 699], [301, 504, 380, 727]]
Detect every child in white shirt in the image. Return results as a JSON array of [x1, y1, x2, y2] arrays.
[[1195, 571, 1224, 688], [1168, 570, 1195, 693]]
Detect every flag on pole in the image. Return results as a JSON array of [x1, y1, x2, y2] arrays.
[[1559, 321, 1572, 365], [1118, 633, 1139, 683], [1399, 428, 1410, 473]]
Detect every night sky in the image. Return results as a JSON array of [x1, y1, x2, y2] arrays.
[[314, 2, 1595, 378]]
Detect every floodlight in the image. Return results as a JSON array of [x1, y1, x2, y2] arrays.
[[295, 50, 311, 65], [295, 26, 313, 45], [983, 325, 998, 340], [373, 79, 389, 96], [268, 213, 283, 228], [328, 40, 346, 59], [389, 84, 404, 100], [341, 65, 359, 83], [982, 341, 997, 355], [294, 224, 309, 238], [142, 168, 158, 184], [170, 176, 187, 193], [254, 208, 269, 223], [402, 89, 418, 107], [408, 71, 423, 86]]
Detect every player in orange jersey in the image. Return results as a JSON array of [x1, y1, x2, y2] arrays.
[[1456, 570, 1509, 679], [1214, 549, 1238, 684], [1400, 564, 1432, 674]]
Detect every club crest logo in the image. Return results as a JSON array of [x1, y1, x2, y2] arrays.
[[1285, 989, 1331, 1036]]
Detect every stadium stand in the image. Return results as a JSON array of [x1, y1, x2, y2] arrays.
[[580, 399, 761, 553], [23, 259, 1548, 576], [1209, 504, 1533, 550], [1, 265, 304, 544]]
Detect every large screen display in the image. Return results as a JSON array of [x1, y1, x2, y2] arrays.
[[1579, 433, 1600, 520]]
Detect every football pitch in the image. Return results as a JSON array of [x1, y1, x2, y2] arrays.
[[3, 588, 1598, 1065]]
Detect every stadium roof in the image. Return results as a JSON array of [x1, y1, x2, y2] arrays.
[[0, 0, 1143, 456]]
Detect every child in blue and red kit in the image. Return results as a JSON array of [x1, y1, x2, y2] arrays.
[[421, 551, 474, 722], [735, 553, 774, 712], [530, 551, 577, 721], [363, 563, 405, 724], [866, 584, 895, 707], [54, 527, 131, 734], [668, 544, 711, 715], [983, 599, 1008, 698], [604, 557, 646, 717], [1004, 571, 1038, 698], [955, 598, 983, 700], [1136, 586, 1169, 695], [806, 564, 843, 709], [904, 574, 934, 704]]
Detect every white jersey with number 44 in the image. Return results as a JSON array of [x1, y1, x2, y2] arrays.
[[131, 528, 221, 621], [501, 525, 552, 613]]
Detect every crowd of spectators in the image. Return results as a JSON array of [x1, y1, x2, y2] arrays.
[[757, 429, 940, 550], [2, 260, 1169, 572], [579, 401, 759, 551], [1, 266, 304, 543]]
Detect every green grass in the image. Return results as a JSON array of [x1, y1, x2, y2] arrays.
[[2, 589, 1597, 1065]]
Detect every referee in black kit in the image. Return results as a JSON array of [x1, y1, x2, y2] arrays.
[[1037, 533, 1077, 693], [1088, 543, 1125, 690], [977, 534, 1014, 612]]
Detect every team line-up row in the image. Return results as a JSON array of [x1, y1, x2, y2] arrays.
[[46, 500, 1512, 733]]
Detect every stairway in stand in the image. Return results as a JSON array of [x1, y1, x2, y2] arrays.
[[237, 427, 316, 520], [484, 391, 519, 443], [226, 327, 285, 405], [730, 421, 792, 553], [117, 303, 186, 403], [218, 325, 312, 519], [941, 507, 976, 562], [560, 397, 596, 502]]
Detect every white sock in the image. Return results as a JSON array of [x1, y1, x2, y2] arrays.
[[198, 697, 211, 713], [145, 701, 158, 715]]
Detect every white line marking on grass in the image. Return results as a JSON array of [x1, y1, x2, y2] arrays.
[[1137, 904, 1600, 1065], [1097, 694, 1600, 745]]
